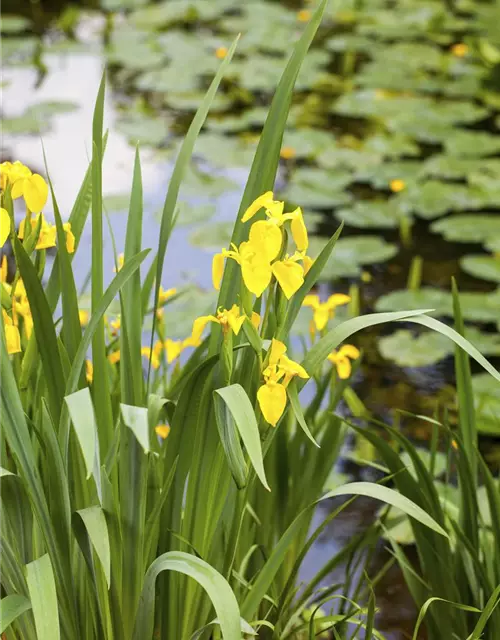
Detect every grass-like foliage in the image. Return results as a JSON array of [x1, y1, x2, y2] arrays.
[[1, 3, 499, 638]]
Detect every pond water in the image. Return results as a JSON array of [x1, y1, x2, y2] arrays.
[[3, 0, 500, 636]]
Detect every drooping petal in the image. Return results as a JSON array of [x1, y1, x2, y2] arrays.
[[268, 338, 287, 367], [63, 223, 75, 253], [1, 255, 8, 282], [36, 224, 57, 250], [241, 256, 272, 297], [85, 360, 94, 383], [248, 220, 282, 262], [339, 344, 360, 360], [302, 294, 320, 309], [251, 312, 261, 329], [212, 252, 225, 290], [191, 315, 218, 345], [159, 286, 177, 303], [155, 424, 171, 439], [23, 174, 49, 213], [4, 323, 21, 354], [257, 382, 287, 427], [335, 356, 352, 379], [313, 306, 330, 332], [326, 293, 351, 310], [290, 208, 308, 251], [10, 180, 25, 200], [265, 200, 285, 222], [302, 255, 314, 275], [0, 208, 11, 247], [241, 191, 275, 222], [228, 314, 245, 335], [272, 260, 304, 299], [164, 339, 183, 364]]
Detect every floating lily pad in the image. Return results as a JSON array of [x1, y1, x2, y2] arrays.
[[309, 235, 398, 279], [423, 155, 500, 180], [165, 91, 232, 112], [280, 168, 353, 209], [102, 0, 149, 9], [2, 101, 79, 135], [317, 146, 380, 171], [103, 193, 131, 213], [206, 107, 269, 133], [379, 330, 452, 367], [1, 15, 31, 33], [362, 133, 420, 159], [460, 255, 500, 283], [394, 181, 485, 219], [2, 36, 38, 65], [472, 373, 500, 436], [189, 133, 258, 168], [431, 215, 500, 243], [445, 130, 500, 157], [281, 128, 338, 159], [189, 221, 233, 249], [115, 112, 171, 145], [130, 0, 232, 29], [354, 161, 423, 190], [160, 202, 216, 227], [178, 166, 238, 198], [335, 201, 409, 229]]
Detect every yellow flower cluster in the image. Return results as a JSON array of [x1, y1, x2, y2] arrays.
[[1, 256, 33, 354], [257, 339, 309, 426], [212, 192, 312, 299], [0, 161, 74, 253]]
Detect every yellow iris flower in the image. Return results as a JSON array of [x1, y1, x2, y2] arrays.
[[85, 360, 93, 383], [141, 335, 195, 369], [303, 293, 351, 332], [155, 424, 171, 439], [241, 191, 308, 252], [79, 309, 89, 327], [1, 208, 11, 247], [257, 339, 309, 426], [1, 161, 49, 213], [328, 345, 360, 379], [2, 309, 21, 355], [192, 304, 246, 343], [18, 214, 75, 253]]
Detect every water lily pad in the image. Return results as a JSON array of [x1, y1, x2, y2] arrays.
[[378, 330, 452, 367], [317, 146, 380, 171], [362, 133, 420, 159], [472, 373, 500, 435], [168, 202, 216, 227], [445, 130, 500, 157], [309, 235, 398, 279], [206, 107, 269, 133], [189, 133, 258, 168], [394, 181, 485, 219], [1, 15, 31, 33], [281, 128, 338, 159], [102, 0, 149, 9], [107, 27, 165, 70], [431, 214, 500, 243], [2, 36, 38, 65], [165, 91, 231, 112], [2, 101, 79, 135], [178, 166, 238, 198], [335, 201, 409, 229], [422, 155, 500, 180], [103, 193, 131, 213], [130, 0, 232, 29], [460, 255, 500, 283], [355, 161, 423, 190], [280, 168, 353, 209], [115, 112, 171, 145], [189, 221, 233, 249]]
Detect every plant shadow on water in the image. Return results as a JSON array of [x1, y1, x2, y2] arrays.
[[2, 0, 500, 637]]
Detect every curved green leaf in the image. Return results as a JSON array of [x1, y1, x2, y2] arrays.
[[75, 506, 111, 588], [133, 551, 241, 640], [26, 554, 60, 640], [0, 594, 32, 634]]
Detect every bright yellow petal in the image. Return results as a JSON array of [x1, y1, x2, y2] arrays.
[[85, 360, 93, 383], [290, 208, 308, 252], [272, 260, 304, 299], [241, 256, 272, 297], [248, 220, 282, 262], [303, 255, 314, 275], [79, 310, 89, 326], [159, 286, 177, 303], [5, 323, 21, 354], [339, 344, 360, 360], [335, 356, 351, 379], [212, 252, 225, 290], [108, 350, 121, 364], [36, 224, 57, 250], [1, 255, 7, 282], [313, 307, 329, 332], [0, 208, 11, 247], [279, 354, 309, 379], [63, 223, 75, 253], [164, 339, 183, 364], [302, 294, 319, 309], [23, 174, 48, 213], [241, 191, 275, 222], [251, 312, 261, 329], [257, 382, 287, 427], [155, 424, 171, 439], [269, 338, 287, 367], [11, 180, 24, 200], [326, 293, 351, 310], [191, 315, 218, 345]]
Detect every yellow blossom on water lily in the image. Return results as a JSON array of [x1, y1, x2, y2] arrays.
[[215, 46, 227, 59], [257, 339, 309, 426], [390, 179, 406, 193], [79, 309, 89, 327], [280, 146, 296, 160], [451, 43, 468, 57], [328, 344, 360, 379], [2, 309, 21, 355], [86, 360, 93, 383], [108, 350, 121, 365], [155, 424, 171, 439], [191, 304, 246, 343], [1, 208, 11, 247], [303, 292, 351, 331], [297, 9, 311, 22]]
